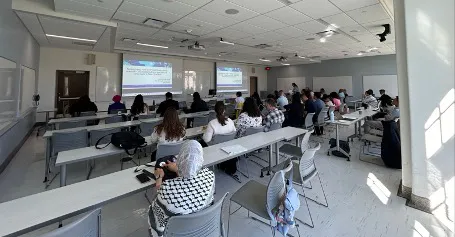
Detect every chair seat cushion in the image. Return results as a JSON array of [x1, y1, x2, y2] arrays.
[[230, 180, 270, 220], [279, 144, 302, 158]]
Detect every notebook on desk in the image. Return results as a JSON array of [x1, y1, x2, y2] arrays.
[[221, 145, 247, 155]]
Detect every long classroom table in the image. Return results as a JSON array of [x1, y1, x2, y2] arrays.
[[0, 127, 308, 237]]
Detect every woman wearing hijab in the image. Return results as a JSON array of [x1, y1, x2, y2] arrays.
[[149, 140, 215, 236], [107, 95, 126, 114]]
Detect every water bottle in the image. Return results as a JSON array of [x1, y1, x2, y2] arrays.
[[330, 110, 335, 122]]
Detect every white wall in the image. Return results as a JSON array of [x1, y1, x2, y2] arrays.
[[37, 47, 267, 121]]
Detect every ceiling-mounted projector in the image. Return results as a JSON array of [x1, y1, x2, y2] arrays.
[[276, 56, 288, 62], [188, 41, 205, 51]]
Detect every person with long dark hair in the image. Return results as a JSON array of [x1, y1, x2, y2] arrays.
[[151, 108, 185, 144], [283, 93, 304, 128], [251, 92, 263, 108], [236, 97, 262, 138], [202, 101, 236, 143], [130, 94, 149, 116]]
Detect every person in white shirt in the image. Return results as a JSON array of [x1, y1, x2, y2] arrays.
[[203, 101, 236, 144], [362, 89, 378, 108], [276, 90, 289, 110], [235, 91, 245, 110], [151, 107, 186, 144]]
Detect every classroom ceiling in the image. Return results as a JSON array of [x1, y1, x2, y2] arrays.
[[15, 0, 395, 66]]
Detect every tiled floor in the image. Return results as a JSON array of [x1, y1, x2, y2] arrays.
[[0, 127, 453, 237]]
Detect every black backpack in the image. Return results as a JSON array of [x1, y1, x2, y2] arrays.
[[96, 131, 146, 156], [329, 138, 350, 158]]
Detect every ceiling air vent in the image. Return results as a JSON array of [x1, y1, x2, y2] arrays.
[[253, 44, 273, 49], [143, 18, 170, 28], [72, 41, 95, 47]]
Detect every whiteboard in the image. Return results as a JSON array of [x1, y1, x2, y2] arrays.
[[277, 77, 306, 93], [363, 75, 398, 97], [20, 66, 36, 113], [313, 76, 353, 95], [95, 66, 120, 102]]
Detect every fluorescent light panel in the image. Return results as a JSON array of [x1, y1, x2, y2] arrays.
[[220, 39, 235, 45], [259, 58, 271, 62], [136, 42, 169, 48], [45, 34, 97, 42]]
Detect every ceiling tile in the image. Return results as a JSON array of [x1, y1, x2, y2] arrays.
[[294, 20, 329, 33], [54, 0, 116, 20], [117, 22, 160, 37], [354, 33, 380, 44], [346, 4, 390, 24], [329, 0, 379, 11], [175, 0, 213, 8], [204, 28, 253, 40], [150, 29, 197, 41], [326, 34, 358, 45], [234, 35, 273, 47], [273, 26, 312, 38], [39, 16, 106, 40], [243, 15, 288, 30], [54, 0, 123, 11], [202, 0, 259, 21], [118, 1, 183, 23], [172, 17, 224, 33], [265, 6, 312, 25], [290, 0, 341, 19], [47, 37, 95, 50], [228, 22, 268, 34], [165, 23, 215, 36], [16, 12, 44, 35], [113, 11, 146, 24], [322, 13, 358, 28], [93, 27, 112, 52], [340, 24, 370, 36], [226, 0, 285, 13], [32, 34, 50, 46], [126, 0, 197, 16], [185, 9, 240, 27]]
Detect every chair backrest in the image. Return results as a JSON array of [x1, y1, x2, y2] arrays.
[[105, 115, 124, 124], [90, 128, 121, 146], [52, 130, 89, 155], [267, 122, 282, 132], [140, 121, 160, 137], [156, 141, 185, 160], [224, 104, 235, 117], [164, 193, 228, 237], [139, 114, 157, 120], [38, 209, 101, 237], [316, 107, 329, 124], [299, 132, 313, 154], [58, 120, 86, 130], [179, 101, 187, 109], [299, 143, 321, 183], [108, 109, 126, 114], [207, 131, 236, 146], [193, 116, 209, 127], [208, 111, 216, 122], [266, 160, 293, 226], [304, 113, 315, 129], [244, 126, 265, 136], [80, 111, 96, 117]]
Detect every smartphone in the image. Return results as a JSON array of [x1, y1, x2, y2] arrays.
[[136, 173, 151, 183], [142, 169, 156, 180]]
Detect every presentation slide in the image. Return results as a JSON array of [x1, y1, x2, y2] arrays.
[[216, 67, 242, 87], [122, 60, 172, 90]]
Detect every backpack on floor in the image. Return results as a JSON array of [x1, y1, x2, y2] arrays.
[[217, 159, 237, 175], [329, 138, 350, 158], [96, 131, 146, 156]]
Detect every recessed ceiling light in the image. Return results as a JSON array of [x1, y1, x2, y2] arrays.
[[306, 38, 315, 41], [368, 47, 379, 52], [225, 9, 239, 14], [186, 29, 193, 33], [259, 58, 271, 62], [136, 42, 168, 48], [357, 52, 363, 56], [319, 37, 326, 43], [46, 34, 97, 42]]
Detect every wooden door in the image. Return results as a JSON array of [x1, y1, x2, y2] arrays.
[[250, 76, 258, 95], [55, 70, 89, 115]]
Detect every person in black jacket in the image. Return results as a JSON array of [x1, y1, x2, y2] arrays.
[[283, 93, 304, 128], [156, 92, 179, 117], [185, 92, 209, 127], [69, 95, 98, 117]]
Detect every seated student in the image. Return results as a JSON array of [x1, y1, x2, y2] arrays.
[[108, 95, 126, 114], [202, 101, 236, 144], [263, 98, 285, 132], [274, 90, 279, 100], [251, 92, 263, 109], [149, 140, 214, 237], [156, 92, 179, 117], [235, 91, 245, 110], [304, 91, 317, 114], [185, 92, 209, 128], [276, 90, 289, 110], [364, 96, 400, 133], [236, 97, 262, 138], [69, 95, 98, 117], [320, 88, 326, 96], [322, 94, 334, 107], [378, 89, 392, 105], [283, 93, 304, 128], [329, 92, 341, 110], [130, 94, 149, 117], [313, 92, 325, 135], [362, 89, 378, 108]]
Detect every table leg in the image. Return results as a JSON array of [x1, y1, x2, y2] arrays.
[[296, 136, 300, 147], [275, 142, 279, 166], [60, 165, 67, 187], [43, 137, 51, 183], [268, 144, 272, 176]]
